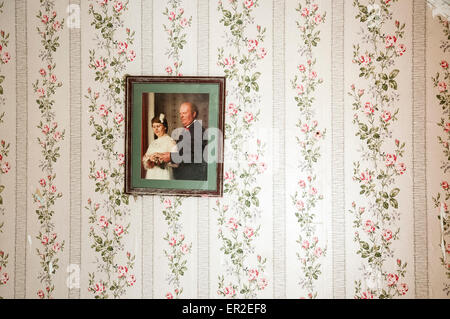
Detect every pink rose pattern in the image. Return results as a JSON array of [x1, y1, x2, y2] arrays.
[[214, 0, 268, 298], [431, 16, 450, 296], [163, 0, 192, 76], [349, 0, 409, 299], [161, 198, 192, 299], [31, 0, 66, 299], [0, 0, 443, 300], [161, 0, 193, 300], [290, 0, 327, 299], [0, 1, 11, 297], [85, 0, 136, 299]]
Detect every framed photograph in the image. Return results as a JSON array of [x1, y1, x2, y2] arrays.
[[125, 76, 226, 197]]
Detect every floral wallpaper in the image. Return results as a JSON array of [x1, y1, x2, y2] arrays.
[[32, 0, 67, 299], [0, 0, 12, 298], [0, 0, 448, 299], [348, 0, 411, 299], [431, 14, 450, 297], [213, 0, 270, 299], [84, 0, 137, 298], [289, 0, 327, 299], [160, 0, 193, 300]]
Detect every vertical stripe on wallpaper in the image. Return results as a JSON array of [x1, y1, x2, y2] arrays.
[[331, 0, 345, 299], [211, 0, 273, 299], [153, 0, 197, 299], [427, 8, 450, 298], [2, 0, 450, 301], [0, 0, 16, 299], [141, 0, 153, 300], [82, 0, 141, 299], [197, 0, 209, 76], [14, 0, 27, 299], [69, 0, 82, 300], [273, 0, 286, 299], [28, 0, 71, 299], [286, 0, 330, 299], [197, 0, 210, 300], [412, 0, 428, 299], [346, 0, 414, 299]]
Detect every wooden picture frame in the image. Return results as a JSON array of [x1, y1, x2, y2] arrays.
[[125, 76, 226, 197]]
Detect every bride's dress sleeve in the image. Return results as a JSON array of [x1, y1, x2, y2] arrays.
[[169, 138, 177, 152], [142, 144, 152, 170], [167, 138, 179, 168]]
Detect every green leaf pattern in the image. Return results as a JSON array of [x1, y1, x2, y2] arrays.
[[161, 0, 193, 300], [163, 0, 192, 76], [431, 16, 450, 296], [349, 0, 409, 299], [214, 0, 269, 299], [32, 0, 65, 299], [290, 0, 327, 299], [0, 0, 11, 298], [85, 0, 137, 299], [161, 197, 192, 299]]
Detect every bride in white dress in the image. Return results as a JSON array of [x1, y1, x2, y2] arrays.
[[142, 113, 177, 180]]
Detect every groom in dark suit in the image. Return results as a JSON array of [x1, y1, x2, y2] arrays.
[[157, 102, 208, 181]]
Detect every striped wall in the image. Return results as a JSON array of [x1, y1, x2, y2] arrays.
[[0, 0, 448, 299]]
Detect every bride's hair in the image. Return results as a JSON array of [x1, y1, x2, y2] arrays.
[[151, 113, 169, 132]]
